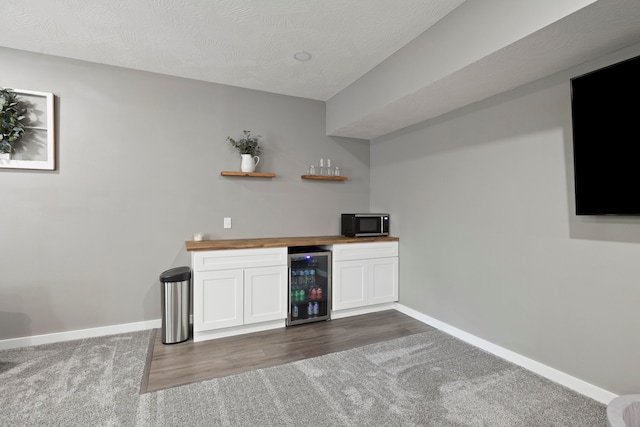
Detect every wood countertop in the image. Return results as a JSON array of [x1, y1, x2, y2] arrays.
[[185, 235, 399, 251]]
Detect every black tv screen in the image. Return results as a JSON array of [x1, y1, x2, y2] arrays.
[[570, 54, 640, 215]]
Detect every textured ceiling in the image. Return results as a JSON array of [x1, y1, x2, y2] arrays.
[[2, 0, 640, 140], [0, 0, 465, 101]]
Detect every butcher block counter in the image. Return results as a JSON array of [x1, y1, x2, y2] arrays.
[[185, 235, 399, 251]]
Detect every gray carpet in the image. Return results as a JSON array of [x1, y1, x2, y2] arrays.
[[1, 328, 606, 426], [0, 330, 152, 426]]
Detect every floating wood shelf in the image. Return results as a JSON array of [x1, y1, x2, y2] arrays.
[[301, 175, 348, 181], [221, 171, 276, 178]]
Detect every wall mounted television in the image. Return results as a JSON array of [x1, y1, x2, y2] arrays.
[[570, 54, 640, 216]]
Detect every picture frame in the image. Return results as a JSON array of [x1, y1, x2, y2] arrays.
[[0, 89, 55, 171]]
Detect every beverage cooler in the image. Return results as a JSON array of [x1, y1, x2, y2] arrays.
[[287, 247, 331, 326]]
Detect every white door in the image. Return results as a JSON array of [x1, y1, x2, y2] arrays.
[[193, 269, 243, 331], [244, 265, 287, 324], [332, 260, 368, 310], [369, 257, 398, 305]]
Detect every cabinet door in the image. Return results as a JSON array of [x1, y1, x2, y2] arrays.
[[193, 269, 243, 331], [244, 266, 287, 324], [369, 257, 398, 305], [333, 260, 368, 310]]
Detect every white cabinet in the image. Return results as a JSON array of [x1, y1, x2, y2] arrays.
[[195, 269, 244, 331], [190, 240, 400, 339], [243, 266, 288, 324], [370, 257, 399, 305], [192, 247, 288, 341], [332, 242, 398, 316], [333, 260, 367, 310]]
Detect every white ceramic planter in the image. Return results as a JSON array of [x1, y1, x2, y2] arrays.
[[240, 154, 260, 172]]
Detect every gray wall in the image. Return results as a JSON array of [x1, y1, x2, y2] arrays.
[[370, 43, 640, 396], [0, 47, 370, 340]]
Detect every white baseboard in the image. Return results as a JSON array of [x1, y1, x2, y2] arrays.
[[394, 303, 617, 405], [193, 319, 285, 342], [331, 302, 396, 320], [0, 319, 161, 351]]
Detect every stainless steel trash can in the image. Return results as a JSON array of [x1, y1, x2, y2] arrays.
[[159, 266, 191, 344]]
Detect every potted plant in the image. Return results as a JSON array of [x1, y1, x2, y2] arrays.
[[0, 88, 27, 160], [227, 130, 262, 172]]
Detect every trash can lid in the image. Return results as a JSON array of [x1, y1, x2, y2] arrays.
[[160, 266, 191, 282]]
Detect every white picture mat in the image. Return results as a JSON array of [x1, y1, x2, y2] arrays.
[[0, 89, 55, 170]]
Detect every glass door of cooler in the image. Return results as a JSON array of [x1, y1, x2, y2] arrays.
[[287, 248, 331, 326]]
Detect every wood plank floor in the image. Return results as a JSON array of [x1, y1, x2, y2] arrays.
[[141, 310, 434, 393]]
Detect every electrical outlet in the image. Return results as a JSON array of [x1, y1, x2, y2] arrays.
[[224, 217, 232, 229]]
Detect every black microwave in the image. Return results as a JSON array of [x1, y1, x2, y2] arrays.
[[341, 213, 390, 237]]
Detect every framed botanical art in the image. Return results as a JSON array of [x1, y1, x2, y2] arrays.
[[0, 88, 55, 170]]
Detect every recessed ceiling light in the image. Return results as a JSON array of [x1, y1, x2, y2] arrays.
[[293, 51, 312, 62]]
